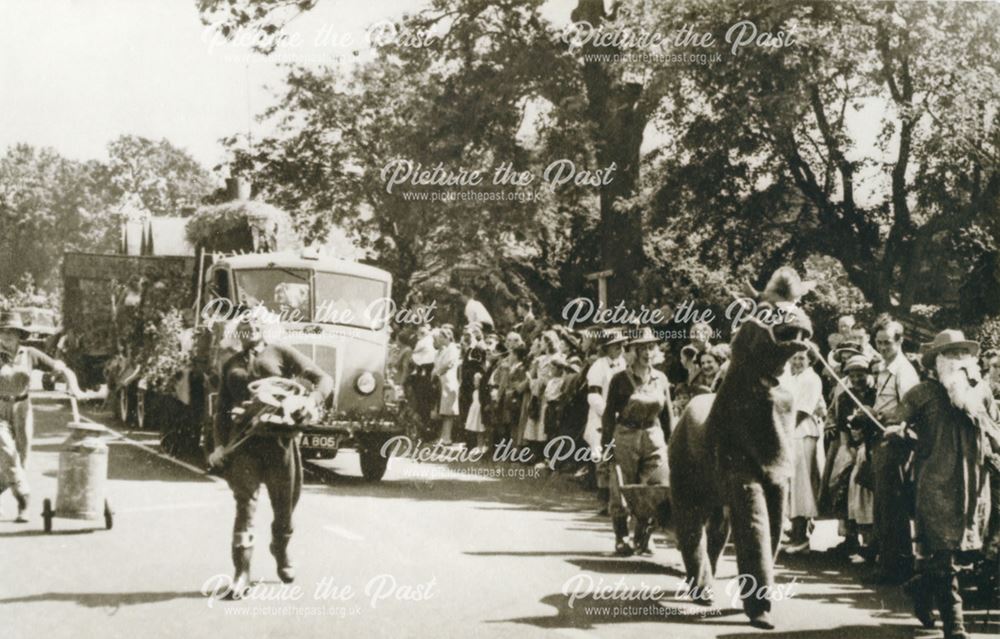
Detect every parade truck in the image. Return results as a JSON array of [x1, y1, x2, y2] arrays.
[[62, 190, 403, 480]]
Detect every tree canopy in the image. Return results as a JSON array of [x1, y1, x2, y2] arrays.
[[202, 0, 1000, 322], [0, 136, 214, 291]]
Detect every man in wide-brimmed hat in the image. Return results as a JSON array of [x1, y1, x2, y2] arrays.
[[895, 329, 997, 638], [0, 310, 83, 522], [602, 327, 673, 556]]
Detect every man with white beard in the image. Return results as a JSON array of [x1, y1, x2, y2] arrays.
[[894, 330, 997, 639]]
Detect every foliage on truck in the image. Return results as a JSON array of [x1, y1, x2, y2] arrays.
[[62, 252, 196, 359], [185, 200, 297, 254]]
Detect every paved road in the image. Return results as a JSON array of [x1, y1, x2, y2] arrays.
[[1, 399, 997, 639]]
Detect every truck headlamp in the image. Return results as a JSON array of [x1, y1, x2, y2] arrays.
[[355, 372, 376, 395]]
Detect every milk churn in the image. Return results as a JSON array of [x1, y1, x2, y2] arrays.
[[42, 397, 113, 532]]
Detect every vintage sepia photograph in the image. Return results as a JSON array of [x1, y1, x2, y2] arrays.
[[1, 1, 999, 637]]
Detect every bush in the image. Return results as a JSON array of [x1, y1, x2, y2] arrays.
[[0, 273, 59, 313], [971, 315, 1000, 352], [140, 309, 193, 393]]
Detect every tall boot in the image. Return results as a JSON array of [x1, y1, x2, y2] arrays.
[[597, 487, 609, 516], [14, 491, 29, 523], [613, 516, 633, 557], [634, 518, 655, 557], [228, 532, 254, 600], [903, 572, 935, 629], [933, 573, 967, 639], [270, 533, 295, 584]]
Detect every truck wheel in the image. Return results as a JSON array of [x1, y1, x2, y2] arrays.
[[360, 447, 388, 482], [115, 388, 130, 426], [42, 498, 53, 533], [160, 400, 200, 458], [135, 390, 146, 430]]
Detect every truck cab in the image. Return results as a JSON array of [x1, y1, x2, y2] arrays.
[[199, 251, 401, 480]]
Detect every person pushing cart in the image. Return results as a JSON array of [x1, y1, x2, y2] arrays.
[[0, 310, 82, 522]]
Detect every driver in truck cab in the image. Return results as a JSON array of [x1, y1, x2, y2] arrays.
[[209, 316, 333, 597]]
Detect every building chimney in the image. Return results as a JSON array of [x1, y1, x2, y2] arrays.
[[225, 177, 252, 201]]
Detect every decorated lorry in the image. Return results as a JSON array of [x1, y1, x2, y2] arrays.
[[61, 190, 402, 480]]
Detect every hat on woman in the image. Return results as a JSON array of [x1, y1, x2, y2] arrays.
[[708, 343, 730, 363], [541, 329, 562, 350], [0, 310, 29, 338], [842, 354, 871, 374], [832, 335, 866, 364], [551, 354, 583, 374], [598, 329, 629, 348], [627, 326, 660, 347], [920, 329, 979, 369]]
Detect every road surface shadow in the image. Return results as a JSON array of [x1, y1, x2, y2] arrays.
[[717, 624, 937, 638], [105, 441, 214, 483], [465, 550, 611, 558], [492, 592, 748, 630], [567, 557, 687, 578], [0, 591, 205, 608], [303, 459, 597, 513], [0, 528, 99, 538], [774, 548, 1000, 632]]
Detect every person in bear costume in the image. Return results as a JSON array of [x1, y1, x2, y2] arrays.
[[669, 267, 815, 629]]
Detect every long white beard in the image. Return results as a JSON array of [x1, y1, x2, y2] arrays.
[[936, 354, 989, 414]]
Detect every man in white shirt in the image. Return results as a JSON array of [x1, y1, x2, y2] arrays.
[[583, 330, 627, 504], [462, 287, 494, 333], [868, 319, 920, 584], [584, 330, 627, 461], [408, 324, 438, 425]]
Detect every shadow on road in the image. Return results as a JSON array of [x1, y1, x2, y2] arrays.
[[486, 543, 999, 635], [567, 557, 687, 578], [490, 591, 748, 631], [0, 591, 205, 608], [105, 441, 214, 483], [717, 624, 920, 639], [303, 459, 597, 514]]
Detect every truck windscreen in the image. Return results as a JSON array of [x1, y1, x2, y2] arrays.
[[314, 272, 388, 330], [234, 268, 312, 322]]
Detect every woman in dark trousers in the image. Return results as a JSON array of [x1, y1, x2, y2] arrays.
[[603, 328, 674, 557]]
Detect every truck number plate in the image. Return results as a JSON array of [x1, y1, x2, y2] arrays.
[[302, 434, 339, 450]]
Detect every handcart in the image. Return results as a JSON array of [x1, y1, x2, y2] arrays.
[[41, 395, 113, 533]]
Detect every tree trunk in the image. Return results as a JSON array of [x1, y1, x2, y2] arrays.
[[572, 0, 647, 305]]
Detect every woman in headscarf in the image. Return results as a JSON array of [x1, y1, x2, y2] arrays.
[[520, 329, 562, 462]]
